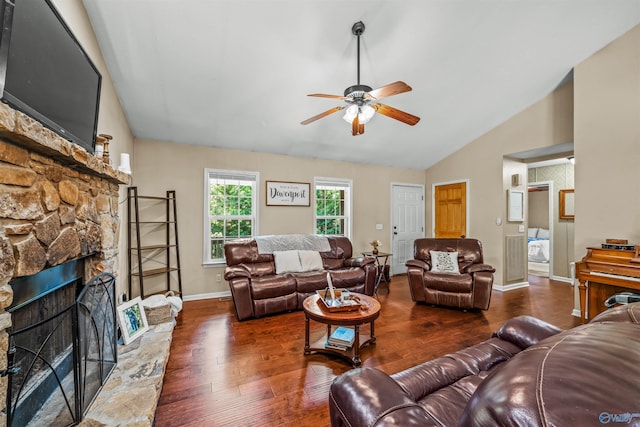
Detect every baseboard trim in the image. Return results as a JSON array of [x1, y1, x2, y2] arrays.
[[571, 308, 581, 318], [183, 290, 232, 301], [551, 275, 573, 284], [493, 281, 530, 292]]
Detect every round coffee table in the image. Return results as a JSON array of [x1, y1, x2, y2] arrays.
[[303, 293, 381, 367]]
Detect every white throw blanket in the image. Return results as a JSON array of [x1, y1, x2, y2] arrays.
[[255, 234, 331, 254]]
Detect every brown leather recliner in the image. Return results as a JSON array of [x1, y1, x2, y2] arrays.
[[328, 302, 640, 427], [405, 238, 494, 310]]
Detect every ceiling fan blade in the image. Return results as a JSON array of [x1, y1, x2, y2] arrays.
[[374, 103, 421, 126], [300, 106, 344, 125], [350, 116, 365, 136], [307, 93, 348, 100], [366, 81, 412, 100]]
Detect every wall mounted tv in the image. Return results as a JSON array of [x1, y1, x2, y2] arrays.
[[0, 0, 101, 154]]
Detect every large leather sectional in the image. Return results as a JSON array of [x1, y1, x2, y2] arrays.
[[329, 302, 640, 426], [224, 236, 376, 320]]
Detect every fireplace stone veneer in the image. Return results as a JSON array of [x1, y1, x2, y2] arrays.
[[0, 102, 130, 425]]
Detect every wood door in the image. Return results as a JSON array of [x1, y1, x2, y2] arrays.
[[434, 182, 467, 238]]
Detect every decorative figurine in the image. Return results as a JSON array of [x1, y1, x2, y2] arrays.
[[99, 133, 113, 164]]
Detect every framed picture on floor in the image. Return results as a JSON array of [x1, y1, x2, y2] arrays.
[[117, 297, 149, 344]]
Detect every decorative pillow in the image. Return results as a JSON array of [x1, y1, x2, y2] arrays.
[[299, 250, 324, 272], [537, 228, 550, 239], [528, 228, 539, 238], [429, 251, 460, 274], [273, 250, 303, 274]]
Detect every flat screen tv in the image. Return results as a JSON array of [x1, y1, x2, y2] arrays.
[[0, 0, 101, 154]]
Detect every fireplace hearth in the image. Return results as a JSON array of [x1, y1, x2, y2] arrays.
[[6, 261, 117, 427], [0, 102, 130, 425]]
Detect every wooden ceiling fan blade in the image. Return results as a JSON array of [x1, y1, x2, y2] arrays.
[[300, 106, 344, 125], [374, 103, 420, 126], [350, 116, 365, 136], [307, 93, 348, 100], [366, 81, 412, 100]]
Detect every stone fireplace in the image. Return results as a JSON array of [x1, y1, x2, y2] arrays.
[[0, 102, 130, 425]]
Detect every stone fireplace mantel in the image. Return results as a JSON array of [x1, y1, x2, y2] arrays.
[[0, 103, 130, 185], [0, 102, 131, 426]]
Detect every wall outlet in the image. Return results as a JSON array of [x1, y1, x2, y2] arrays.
[[118, 292, 128, 304], [376, 223, 383, 230], [216, 274, 222, 282]]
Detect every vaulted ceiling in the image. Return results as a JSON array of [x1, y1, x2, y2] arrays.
[[82, 0, 640, 170]]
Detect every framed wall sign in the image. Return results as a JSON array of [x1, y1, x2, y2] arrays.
[[266, 181, 310, 206], [508, 189, 524, 222]]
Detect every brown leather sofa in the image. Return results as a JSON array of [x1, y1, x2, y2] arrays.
[[329, 302, 640, 426], [224, 236, 376, 320], [406, 238, 494, 310]]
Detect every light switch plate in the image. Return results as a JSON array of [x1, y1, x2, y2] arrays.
[[376, 224, 383, 230], [518, 224, 525, 232]]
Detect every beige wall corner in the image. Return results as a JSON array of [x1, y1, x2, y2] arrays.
[[425, 81, 574, 287], [573, 24, 640, 314], [574, 24, 640, 256]]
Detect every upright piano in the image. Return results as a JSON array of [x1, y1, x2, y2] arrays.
[[575, 247, 640, 323]]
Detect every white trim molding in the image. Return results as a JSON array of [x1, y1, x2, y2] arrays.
[[492, 281, 530, 292]]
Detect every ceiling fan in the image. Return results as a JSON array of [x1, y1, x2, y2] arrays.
[[301, 21, 420, 136]]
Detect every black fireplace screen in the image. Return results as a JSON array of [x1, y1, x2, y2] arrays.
[[5, 271, 117, 427]]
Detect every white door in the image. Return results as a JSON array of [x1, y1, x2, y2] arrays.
[[391, 184, 425, 275]]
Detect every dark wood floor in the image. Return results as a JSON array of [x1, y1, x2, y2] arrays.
[[154, 275, 580, 426]]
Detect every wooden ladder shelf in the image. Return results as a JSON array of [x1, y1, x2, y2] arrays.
[[127, 186, 183, 299]]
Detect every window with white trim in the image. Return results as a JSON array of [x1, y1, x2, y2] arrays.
[[314, 177, 352, 238], [204, 169, 259, 264]]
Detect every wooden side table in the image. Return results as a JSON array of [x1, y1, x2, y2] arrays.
[[303, 293, 381, 367], [362, 251, 392, 294]]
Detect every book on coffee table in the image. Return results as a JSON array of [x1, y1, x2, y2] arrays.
[[325, 342, 351, 351], [326, 326, 355, 350]]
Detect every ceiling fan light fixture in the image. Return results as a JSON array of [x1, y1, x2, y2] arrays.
[[343, 104, 375, 124], [300, 21, 420, 132], [342, 105, 357, 123], [359, 105, 375, 123]]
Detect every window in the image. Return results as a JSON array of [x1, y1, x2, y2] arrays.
[[314, 178, 352, 238], [204, 169, 259, 264]]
